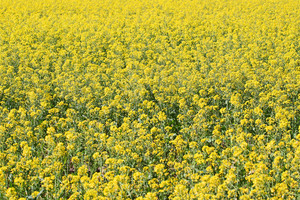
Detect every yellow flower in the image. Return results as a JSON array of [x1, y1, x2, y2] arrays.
[[6, 187, 17, 199], [84, 189, 98, 200], [154, 164, 165, 176], [21, 145, 32, 158], [31, 191, 40, 198], [71, 156, 80, 164], [78, 165, 88, 176], [173, 184, 188, 198], [133, 171, 144, 181], [145, 192, 158, 200]]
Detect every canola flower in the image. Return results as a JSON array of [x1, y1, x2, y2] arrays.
[[0, 0, 299, 199]]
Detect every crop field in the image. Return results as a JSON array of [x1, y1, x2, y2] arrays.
[[0, 0, 299, 199]]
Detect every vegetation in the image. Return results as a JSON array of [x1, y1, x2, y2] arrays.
[[0, 0, 299, 199]]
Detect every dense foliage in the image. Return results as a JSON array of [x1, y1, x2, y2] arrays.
[[0, 0, 299, 199]]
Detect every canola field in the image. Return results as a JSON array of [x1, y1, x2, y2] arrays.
[[0, 0, 300, 199]]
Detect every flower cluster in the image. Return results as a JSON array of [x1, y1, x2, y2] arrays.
[[0, 0, 299, 199]]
